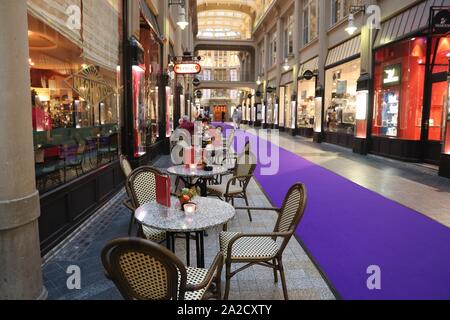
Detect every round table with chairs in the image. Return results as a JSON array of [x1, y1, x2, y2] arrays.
[[135, 196, 235, 268], [167, 164, 229, 196]]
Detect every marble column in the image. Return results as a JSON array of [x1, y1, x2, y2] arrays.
[[0, 0, 46, 300]]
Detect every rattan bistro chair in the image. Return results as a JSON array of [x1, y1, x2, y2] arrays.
[[126, 166, 168, 243], [101, 237, 223, 300], [119, 155, 136, 235], [207, 151, 257, 222], [220, 183, 307, 300]]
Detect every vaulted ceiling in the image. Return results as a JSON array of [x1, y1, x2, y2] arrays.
[[196, 0, 258, 40]]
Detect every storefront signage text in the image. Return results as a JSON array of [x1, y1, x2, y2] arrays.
[[174, 63, 202, 75], [432, 9, 450, 34], [65, 65, 115, 106], [383, 64, 401, 87]]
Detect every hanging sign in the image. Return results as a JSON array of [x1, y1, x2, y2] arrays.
[[195, 90, 203, 99], [174, 63, 202, 75], [383, 64, 401, 87], [303, 70, 315, 81], [432, 9, 450, 34], [193, 77, 201, 87]]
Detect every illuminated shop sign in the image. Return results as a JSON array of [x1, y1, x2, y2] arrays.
[[65, 65, 115, 106], [174, 63, 202, 75], [383, 64, 401, 87]]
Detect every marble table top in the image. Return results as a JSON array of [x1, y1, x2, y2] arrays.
[[134, 196, 235, 232], [167, 165, 229, 178]]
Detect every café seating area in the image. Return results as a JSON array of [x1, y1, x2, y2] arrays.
[[101, 125, 309, 300], [34, 130, 119, 193]]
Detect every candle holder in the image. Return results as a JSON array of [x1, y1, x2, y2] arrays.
[[182, 202, 197, 215]]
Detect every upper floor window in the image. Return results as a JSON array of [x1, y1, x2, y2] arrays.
[[303, 0, 318, 45], [269, 31, 277, 67], [331, 0, 357, 26], [284, 14, 294, 58]]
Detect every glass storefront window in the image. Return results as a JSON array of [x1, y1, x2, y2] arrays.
[[266, 92, 275, 124], [279, 86, 286, 127], [297, 78, 316, 128], [431, 37, 450, 74], [324, 58, 360, 135], [372, 38, 425, 140], [29, 0, 123, 194], [141, 27, 162, 146]]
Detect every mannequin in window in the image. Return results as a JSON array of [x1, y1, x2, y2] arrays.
[[31, 90, 46, 132]]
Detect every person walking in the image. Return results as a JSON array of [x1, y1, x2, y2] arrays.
[[236, 107, 242, 129]]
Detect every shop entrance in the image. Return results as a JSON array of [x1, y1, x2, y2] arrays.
[[213, 105, 227, 122], [422, 76, 447, 164]]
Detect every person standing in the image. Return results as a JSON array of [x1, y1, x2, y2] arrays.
[[221, 111, 226, 123], [236, 106, 242, 129], [232, 108, 239, 129]]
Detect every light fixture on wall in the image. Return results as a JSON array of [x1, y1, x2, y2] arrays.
[[345, 5, 366, 36], [283, 58, 290, 71], [256, 76, 262, 85], [345, 14, 358, 35]]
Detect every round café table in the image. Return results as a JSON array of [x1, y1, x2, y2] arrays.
[[135, 196, 235, 268], [167, 165, 229, 197]]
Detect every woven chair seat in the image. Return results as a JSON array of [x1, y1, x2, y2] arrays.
[[220, 232, 279, 261], [142, 226, 166, 243], [207, 183, 243, 197], [183, 267, 209, 300]]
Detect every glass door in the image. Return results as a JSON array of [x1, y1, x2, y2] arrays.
[[423, 80, 447, 163]]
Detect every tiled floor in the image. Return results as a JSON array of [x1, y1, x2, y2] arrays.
[[42, 155, 335, 300], [41, 127, 450, 300]]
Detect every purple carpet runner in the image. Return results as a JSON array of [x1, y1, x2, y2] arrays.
[[217, 124, 450, 300]]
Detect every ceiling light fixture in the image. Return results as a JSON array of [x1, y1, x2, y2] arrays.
[[256, 76, 262, 86]]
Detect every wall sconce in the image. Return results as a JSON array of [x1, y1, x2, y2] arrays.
[[283, 58, 290, 71], [345, 5, 366, 36], [256, 76, 262, 85]]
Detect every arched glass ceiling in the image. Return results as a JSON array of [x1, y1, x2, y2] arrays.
[[197, 0, 257, 10], [197, 10, 252, 39]]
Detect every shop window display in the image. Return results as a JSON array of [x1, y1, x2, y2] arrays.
[[141, 27, 162, 148], [372, 38, 425, 140], [266, 92, 275, 124], [29, 0, 123, 194], [324, 58, 360, 135], [297, 78, 316, 128], [279, 86, 286, 127], [284, 84, 292, 129]]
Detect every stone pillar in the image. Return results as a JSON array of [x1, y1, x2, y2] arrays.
[[263, 32, 269, 81], [293, 0, 301, 87], [275, 17, 284, 96], [317, 0, 329, 89], [0, 0, 46, 300]]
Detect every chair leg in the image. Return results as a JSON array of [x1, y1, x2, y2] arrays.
[[224, 263, 232, 300], [277, 257, 289, 300], [244, 193, 252, 222], [214, 274, 222, 300], [127, 214, 134, 236], [272, 259, 278, 283]]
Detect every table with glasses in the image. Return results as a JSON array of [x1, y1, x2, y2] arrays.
[[167, 165, 229, 196], [135, 196, 235, 268]]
